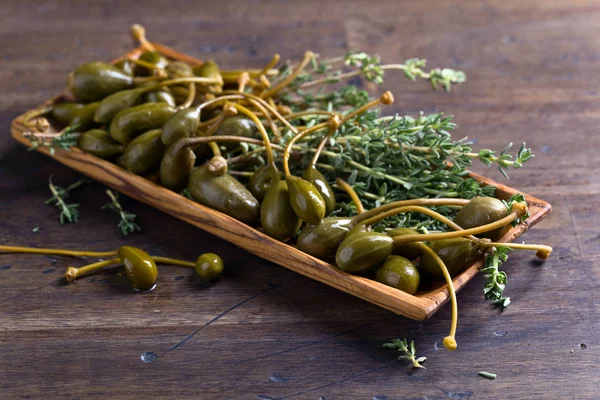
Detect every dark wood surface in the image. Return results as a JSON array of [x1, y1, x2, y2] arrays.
[[1, 1, 598, 399]]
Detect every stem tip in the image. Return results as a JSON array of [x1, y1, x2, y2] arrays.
[[65, 267, 79, 282], [443, 336, 457, 351]]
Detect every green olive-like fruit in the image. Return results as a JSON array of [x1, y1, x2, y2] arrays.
[[375, 256, 420, 294], [249, 163, 280, 201], [296, 217, 355, 259], [94, 88, 146, 125], [144, 88, 176, 107], [303, 167, 335, 216], [160, 140, 197, 191], [50, 103, 85, 126], [261, 181, 299, 241], [109, 102, 176, 145], [70, 102, 100, 132], [419, 238, 482, 280], [213, 115, 258, 149], [189, 164, 260, 224], [68, 62, 133, 102], [166, 61, 194, 78], [194, 59, 220, 79], [286, 175, 326, 224], [114, 59, 134, 76], [195, 253, 224, 281], [117, 246, 158, 291], [335, 232, 394, 273], [388, 227, 422, 260], [136, 51, 169, 76], [454, 196, 509, 240], [161, 107, 201, 146], [344, 223, 369, 239], [123, 129, 166, 174], [78, 129, 124, 158]]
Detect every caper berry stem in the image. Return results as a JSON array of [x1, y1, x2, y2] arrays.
[[262, 51, 314, 99], [259, 54, 281, 77], [286, 110, 338, 121], [156, 76, 224, 89], [393, 205, 528, 245], [22, 106, 53, 131], [356, 198, 469, 223], [126, 57, 164, 74], [245, 97, 281, 140], [150, 256, 195, 268], [220, 90, 298, 134], [173, 135, 285, 153], [0, 245, 117, 258], [308, 115, 342, 169], [230, 103, 276, 166], [341, 91, 394, 123], [475, 240, 553, 259], [208, 142, 221, 158], [360, 205, 471, 237], [335, 178, 364, 214], [130, 24, 156, 52], [416, 243, 458, 351], [178, 83, 196, 109], [237, 72, 250, 92], [65, 258, 121, 282]]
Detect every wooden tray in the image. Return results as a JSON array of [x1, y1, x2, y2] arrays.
[[10, 43, 552, 320]]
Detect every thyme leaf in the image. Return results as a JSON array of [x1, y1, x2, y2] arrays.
[[482, 245, 512, 309], [383, 338, 427, 369], [45, 177, 87, 224]]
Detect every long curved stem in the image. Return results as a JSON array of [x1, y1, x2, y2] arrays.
[[262, 51, 314, 98], [0, 245, 117, 258], [335, 178, 364, 214], [65, 258, 121, 282], [417, 243, 457, 351], [259, 54, 281, 77], [231, 103, 275, 165], [246, 97, 281, 139], [178, 83, 196, 110], [356, 198, 469, 223], [393, 208, 526, 245], [283, 121, 329, 177], [342, 91, 394, 123], [475, 240, 553, 259], [150, 256, 195, 268], [220, 90, 298, 134], [360, 206, 472, 237]]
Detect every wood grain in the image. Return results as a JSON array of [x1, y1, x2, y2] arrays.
[[1, 1, 599, 399]]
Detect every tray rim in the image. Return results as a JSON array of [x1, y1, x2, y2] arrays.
[[9, 43, 552, 320]]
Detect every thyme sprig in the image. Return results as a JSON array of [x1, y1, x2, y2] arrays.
[[45, 177, 87, 224], [383, 338, 427, 369], [27, 127, 79, 156], [101, 189, 141, 236], [482, 245, 512, 309]]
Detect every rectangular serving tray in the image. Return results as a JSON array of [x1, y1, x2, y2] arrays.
[[10, 43, 552, 320]]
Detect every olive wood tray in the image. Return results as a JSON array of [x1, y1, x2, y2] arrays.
[[10, 43, 552, 320]]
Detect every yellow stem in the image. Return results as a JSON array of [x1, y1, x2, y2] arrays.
[[156, 76, 224, 89], [417, 243, 458, 351], [393, 210, 524, 245], [22, 106, 53, 129], [220, 90, 298, 134], [342, 91, 394, 123], [476, 240, 553, 259], [231, 103, 275, 165], [282, 121, 329, 177], [151, 256, 195, 268], [0, 245, 117, 258], [246, 97, 281, 139], [130, 24, 156, 52], [260, 54, 281, 77], [209, 142, 221, 158], [360, 206, 471, 237], [262, 51, 314, 98], [286, 110, 337, 121], [178, 83, 196, 109], [335, 178, 364, 214], [237, 72, 250, 92], [65, 258, 121, 282], [357, 198, 469, 222]]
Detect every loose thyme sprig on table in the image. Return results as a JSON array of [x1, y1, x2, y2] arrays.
[[383, 338, 427, 369], [101, 189, 141, 236], [45, 177, 87, 224], [482, 245, 512, 309]]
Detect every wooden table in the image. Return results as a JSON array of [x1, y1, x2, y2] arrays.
[[1, 1, 598, 399]]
